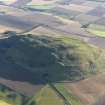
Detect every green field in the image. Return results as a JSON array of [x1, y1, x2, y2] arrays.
[[87, 24, 105, 37], [88, 29, 105, 37]]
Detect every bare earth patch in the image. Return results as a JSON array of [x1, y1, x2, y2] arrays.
[[0, 78, 44, 96], [65, 73, 105, 105]]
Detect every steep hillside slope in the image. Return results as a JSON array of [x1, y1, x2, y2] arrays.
[[0, 35, 105, 83], [0, 34, 105, 105]]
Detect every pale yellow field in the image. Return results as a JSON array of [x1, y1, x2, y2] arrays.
[[27, 0, 58, 5], [0, 100, 12, 105]]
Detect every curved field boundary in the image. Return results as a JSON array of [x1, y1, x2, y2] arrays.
[[49, 83, 72, 105]]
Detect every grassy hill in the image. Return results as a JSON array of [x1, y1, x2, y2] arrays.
[[0, 34, 105, 105], [1, 35, 105, 82]]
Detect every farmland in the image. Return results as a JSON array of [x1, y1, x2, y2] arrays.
[[0, 0, 105, 105], [88, 29, 105, 37], [87, 24, 105, 37]]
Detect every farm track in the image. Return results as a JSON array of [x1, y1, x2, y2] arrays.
[[49, 83, 72, 105]]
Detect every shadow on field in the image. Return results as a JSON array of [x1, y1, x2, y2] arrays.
[[0, 35, 83, 85]]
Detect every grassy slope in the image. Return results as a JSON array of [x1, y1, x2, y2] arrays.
[[17, 35, 105, 105], [1, 34, 105, 105], [3, 35, 105, 82]]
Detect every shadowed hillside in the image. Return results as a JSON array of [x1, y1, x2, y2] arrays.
[[0, 34, 105, 105], [0, 34, 105, 84]]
